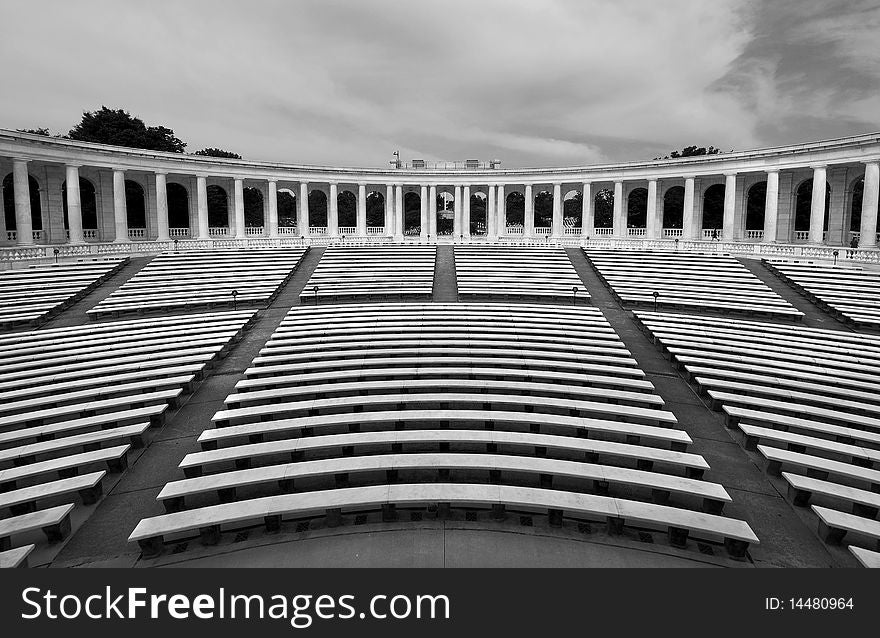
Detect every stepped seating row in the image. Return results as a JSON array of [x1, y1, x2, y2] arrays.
[[0, 311, 256, 563], [88, 249, 306, 318], [585, 249, 802, 319], [453, 247, 588, 303], [0, 259, 127, 329], [300, 247, 436, 303], [130, 303, 758, 560], [634, 311, 880, 562], [766, 261, 880, 330]]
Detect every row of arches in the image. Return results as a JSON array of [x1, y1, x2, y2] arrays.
[[3, 174, 878, 236]]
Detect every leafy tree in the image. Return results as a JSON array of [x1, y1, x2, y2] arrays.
[[17, 127, 51, 136], [194, 147, 242, 159], [67, 107, 186, 152], [654, 145, 723, 160]]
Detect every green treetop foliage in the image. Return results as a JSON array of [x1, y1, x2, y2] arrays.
[[67, 107, 187, 153], [17, 127, 51, 136], [654, 145, 724, 160], [194, 147, 242, 159]]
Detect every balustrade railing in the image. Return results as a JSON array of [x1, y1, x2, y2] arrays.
[[564, 227, 582, 235], [663, 228, 683, 238], [209, 226, 230, 237], [594, 227, 614, 236], [309, 227, 327, 235], [245, 226, 264, 236], [278, 226, 298, 235], [366, 226, 385, 235], [338, 226, 357, 235], [128, 228, 147, 240], [534, 227, 551, 235], [628, 228, 647, 237], [505, 226, 524, 235], [169, 227, 191, 238], [745, 229, 764, 240]]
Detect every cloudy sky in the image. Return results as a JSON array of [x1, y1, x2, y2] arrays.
[[1, 0, 878, 168]]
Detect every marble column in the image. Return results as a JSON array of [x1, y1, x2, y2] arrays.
[[267, 179, 278, 238], [234, 178, 245, 239], [357, 183, 367, 237], [112, 169, 129, 242], [762, 170, 779, 243], [722, 173, 737, 242], [385, 184, 394, 237], [488, 185, 496, 239], [428, 185, 437, 237], [645, 179, 659, 240], [196, 175, 209, 239], [394, 184, 403, 238], [858, 161, 880, 249], [808, 165, 827, 244], [328, 182, 338, 237], [298, 182, 309, 237], [419, 185, 428, 238], [682, 176, 696, 240], [582, 182, 593, 237], [454, 185, 462, 238], [65, 164, 84, 244], [462, 186, 471, 238], [612, 180, 624, 238], [496, 185, 505, 236], [524, 184, 534, 238], [12, 159, 34, 245], [551, 183, 562, 238]]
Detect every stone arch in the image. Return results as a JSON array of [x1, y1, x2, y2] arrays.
[[437, 190, 454, 236], [627, 187, 648, 228], [278, 189, 296, 228], [849, 177, 880, 234], [534, 189, 552, 229], [794, 178, 831, 232], [206, 185, 229, 227], [338, 190, 356, 228], [594, 188, 613, 228], [244, 187, 264, 227], [505, 192, 525, 228], [745, 182, 766, 231], [701, 183, 725, 231], [366, 191, 385, 228], [469, 191, 487, 235], [308, 190, 327, 227], [2, 173, 42, 231], [562, 190, 581, 228], [662, 186, 684, 229], [124, 180, 146, 229], [404, 191, 421, 235], [167, 182, 190, 229], [61, 177, 98, 230]]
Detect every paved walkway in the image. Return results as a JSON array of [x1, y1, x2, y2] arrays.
[[50, 247, 326, 567], [38, 256, 153, 331], [566, 248, 843, 567], [432, 245, 458, 302], [737, 257, 855, 331]]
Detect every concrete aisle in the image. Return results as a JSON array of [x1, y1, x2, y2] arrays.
[[38, 256, 154, 330], [737, 257, 855, 331], [432, 245, 458, 302], [51, 247, 326, 567], [567, 248, 845, 567]]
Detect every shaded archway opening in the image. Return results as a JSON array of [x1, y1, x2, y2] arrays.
[[167, 182, 190, 229], [594, 189, 613, 228], [61, 178, 98, 230], [124, 180, 146, 229], [469, 192, 487, 235], [746, 182, 766, 231], [243, 187, 264, 227], [2, 173, 42, 231], [701, 184, 725, 232], [437, 192, 454, 235], [366, 192, 385, 228], [505, 192, 524, 228], [338, 191, 356, 228], [207, 185, 229, 228], [794, 179, 831, 232], [563, 190, 581, 228], [308, 190, 328, 227], [534, 190, 552, 228], [662, 186, 684, 229], [278, 190, 296, 228], [404, 192, 421, 235], [627, 188, 648, 228]]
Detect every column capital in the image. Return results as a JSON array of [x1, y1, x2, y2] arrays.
[[266, 178, 277, 184], [723, 171, 737, 178], [863, 159, 880, 167], [765, 168, 780, 175], [154, 170, 168, 176], [65, 163, 83, 169], [11, 157, 29, 165], [809, 163, 827, 170], [646, 177, 658, 183], [195, 172, 209, 180]]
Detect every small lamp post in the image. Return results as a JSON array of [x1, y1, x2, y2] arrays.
[[53, 247, 59, 264], [833, 249, 839, 266], [173, 238, 179, 253], [652, 290, 660, 312], [674, 238, 679, 252], [313, 285, 319, 305], [572, 286, 578, 306], [231, 289, 238, 311]]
